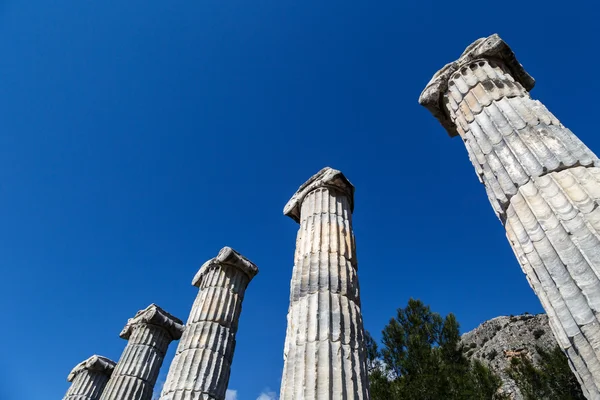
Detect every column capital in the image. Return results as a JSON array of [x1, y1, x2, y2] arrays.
[[283, 167, 355, 223], [419, 33, 536, 137], [192, 246, 259, 287], [67, 355, 116, 382], [119, 304, 184, 340]]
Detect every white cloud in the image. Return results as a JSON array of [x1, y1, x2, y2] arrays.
[[226, 389, 238, 400], [256, 390, 278, 400]]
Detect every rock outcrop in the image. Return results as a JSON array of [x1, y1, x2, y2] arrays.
[[461, 313, 556, 399]]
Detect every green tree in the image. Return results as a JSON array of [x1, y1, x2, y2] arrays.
[[365, 330, 395, 399], [506, 346, 585, 400], [469, 359, 506, 400], [368, 298, 504, 400]]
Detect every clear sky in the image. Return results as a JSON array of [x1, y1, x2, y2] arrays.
[[0, 1, 598, 399]]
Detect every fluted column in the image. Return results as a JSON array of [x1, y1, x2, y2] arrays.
[[279, 167, 370, 400], [159, 246, 259, 400], [63, 355, 116, 400], [419, 33, 600, 398], [99, 304, 184, 400]]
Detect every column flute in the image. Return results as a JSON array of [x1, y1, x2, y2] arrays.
[[99, 304, 184, 400], [63, 355, 116, 400], [279, 167, 370, 400], [159, 246, 258, 400], [419, 34, 600, 398]]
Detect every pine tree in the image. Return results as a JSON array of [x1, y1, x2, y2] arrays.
[[368, 299, 505, 400]]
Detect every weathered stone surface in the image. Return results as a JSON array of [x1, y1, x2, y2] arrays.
[[159, 246, 258, 400], [279, 167, 370, 400], [99, 304, 184, 400], [462, 314, 558, 399], [419, 33, 600, 399], [63, 355, 116, 400], [419, 33, 535, 138], [283, 167, 355, 223]]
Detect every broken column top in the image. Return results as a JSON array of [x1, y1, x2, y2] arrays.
[[67, 355, 116, 382], [418, 33, 536, 137], [283, 167, 355, 223], [192, 246, 259, 287], [119, 303, 184, 340]]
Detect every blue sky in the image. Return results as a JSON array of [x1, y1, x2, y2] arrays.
[[0, 1, 598, 399]]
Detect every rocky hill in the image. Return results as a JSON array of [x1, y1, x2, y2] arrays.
[[461, 313, 558, 399]]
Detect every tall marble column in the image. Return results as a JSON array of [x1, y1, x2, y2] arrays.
[[99, 304, 184, 400], [419, 33, 600, 398], [158, 246, 259, 400], [63, 355, 116, 400], [279, 167, 370, 400]]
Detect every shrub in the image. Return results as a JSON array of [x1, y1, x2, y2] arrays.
[[506, 346, 585, 400]]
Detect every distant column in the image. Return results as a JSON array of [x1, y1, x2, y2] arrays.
[[63, 355, 116, 400], [99, 304, 184, 400], [419, 33, 600, 398], [279, 167, 370, 400], [158, 247, 259, 400]]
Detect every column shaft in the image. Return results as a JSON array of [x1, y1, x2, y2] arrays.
[[419, 34, 600, 398], [100, 304, 184, 400], [280, 168, 370, 400], [63, 356, 116, 400], [159, 247, 258, 400]]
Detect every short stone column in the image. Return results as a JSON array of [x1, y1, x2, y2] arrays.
[[158, 246, 259, 400], [279, 167, 370, 400], [99, 304, 184, 400], [419, 34, 600, 398], [63, 355, 116, 400]]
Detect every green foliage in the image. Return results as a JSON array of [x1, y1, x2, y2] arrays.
[[365, 330, 379, 371], [506, 346, 585, 400], [368, 298, 506, 400], [470, 360, 508, 400], [367, 299, 587, 399]]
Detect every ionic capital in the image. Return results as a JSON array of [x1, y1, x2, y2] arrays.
[[419, 33, 535, 137], [67, 355, 116, 382], [119, 304, 184, 340], [192, 246, 259, 287], [283, 167, 354, 223]]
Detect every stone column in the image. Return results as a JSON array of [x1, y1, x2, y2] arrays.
[[63, 355, 116, 400], [419, 33, 600, 398], [99, 304, 184, 400], [279, 167, 370, 400], [158, 246, 259, 400]]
